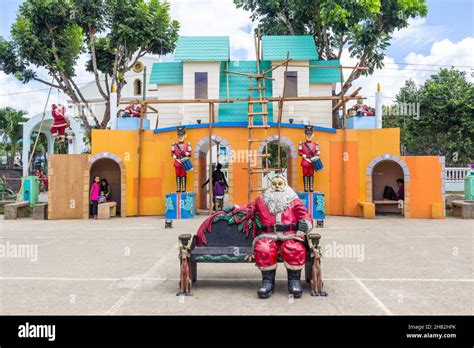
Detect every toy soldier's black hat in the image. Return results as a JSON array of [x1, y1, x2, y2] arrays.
[[177, 126, 186, 135], [304, 125, 314, 135]]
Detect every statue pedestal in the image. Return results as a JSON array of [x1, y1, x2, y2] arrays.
[[165, 192, 196, 219], [297, 192, 325, 227]]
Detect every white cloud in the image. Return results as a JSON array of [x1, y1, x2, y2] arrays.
[[168, 0, 256, 60], [392, 17, 445, 49], [341, 37, 474, 108]]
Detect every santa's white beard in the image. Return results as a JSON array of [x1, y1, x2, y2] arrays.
[[263, 186, 298, 215]]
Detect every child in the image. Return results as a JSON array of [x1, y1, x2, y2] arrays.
[[90, 176, 100, 219], [98, 191, 107, 204]]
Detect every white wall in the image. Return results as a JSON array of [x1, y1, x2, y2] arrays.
[[72, 56, 160, 126], [271, 60, 309, 123], [154, 84, 183, 127], [182, 62, 220, 124], [308, 83, 334, 128]]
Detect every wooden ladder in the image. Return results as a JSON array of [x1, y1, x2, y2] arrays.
[[246, 64, 281, 201]]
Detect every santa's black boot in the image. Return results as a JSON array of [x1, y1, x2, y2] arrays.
[[303, 176, 309, 192], [287, 269, 303, 298], [257, 270, 276, 299], [181, 176, 186, 192], [176, 177, 181, 193], [309, 176, 314, 192]]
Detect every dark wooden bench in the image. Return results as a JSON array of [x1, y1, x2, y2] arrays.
[[177, 219, 323, 295]]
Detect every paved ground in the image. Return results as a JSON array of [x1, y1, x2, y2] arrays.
[[0, 215, 472, 315]]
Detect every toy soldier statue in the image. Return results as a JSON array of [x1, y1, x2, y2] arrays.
[[171, 126, 192, 192], [298, 125, 321, 192], [222, 175, 312, 299]]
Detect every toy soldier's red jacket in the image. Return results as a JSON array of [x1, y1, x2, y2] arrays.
[[249, 195, 312, 270], [298, 141, 320, 168], [50, 104, 68, 136], [171, 141, 192, 176]]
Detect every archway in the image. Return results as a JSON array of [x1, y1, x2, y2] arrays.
[[193, 135, 232, 211], [257, 135, 297, 190], [21, 111, 86, 176], [366, 154, 410, 218], [86, 152, 127, 218]]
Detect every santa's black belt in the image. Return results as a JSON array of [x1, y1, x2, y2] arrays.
[[258, 223, 298, 232]]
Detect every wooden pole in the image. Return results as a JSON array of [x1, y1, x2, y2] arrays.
[[340, 66, 347, 216], [137, 101, 144, 216], [277, 52, 290, 173], [119, 95, 362, 106], [208, 102, 214, 214]]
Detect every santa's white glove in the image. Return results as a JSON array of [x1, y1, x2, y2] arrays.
[[185, 152, 190, 156], [302, 154, 307, 159], [172, 155, 177, 159]]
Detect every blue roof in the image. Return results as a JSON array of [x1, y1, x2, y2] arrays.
[[262, 36, 318, 61], [173, 36, 230, 62], [149, 62, 183, 85], [218, 60, 273, 122], [310, 60, 342, 83]]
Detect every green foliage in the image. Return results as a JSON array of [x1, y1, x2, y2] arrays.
[[384, 70, 474, 166], [234, 0, 427, 78], [0, 0, 180, 129], [0, 107, 28, 169]]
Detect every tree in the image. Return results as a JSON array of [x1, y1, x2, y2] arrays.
[[0, 107, 28, 169], [234, 0, 428, 125], [384, 70, 474, 166], [0, 0, 179, 132]]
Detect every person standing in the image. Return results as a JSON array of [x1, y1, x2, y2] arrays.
[[202, 163, 228, 211], [90, 176, 100, 219]]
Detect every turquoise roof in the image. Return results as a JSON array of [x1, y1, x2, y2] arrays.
[[174, 36, 230, 62], [218, 61, 273, 122], [262, 35, 318, 61], [310, 60, 341, 83], [149, 62, 183, 85]]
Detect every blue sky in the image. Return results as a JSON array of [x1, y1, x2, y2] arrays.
[[1, 0, 473, 115], [1, 0, 472, 57]]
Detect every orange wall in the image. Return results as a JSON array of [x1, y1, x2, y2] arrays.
[[90, 126, 442, 218], [402, 156, 444, 218]]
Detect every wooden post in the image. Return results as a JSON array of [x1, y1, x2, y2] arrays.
[[208, 103, 214, 214], [340, 66, 347, 216], [137, 102, 144, 216]]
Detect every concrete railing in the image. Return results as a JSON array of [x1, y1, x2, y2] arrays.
[[445, 167, 470, 192], [445, 167, 470, 181]]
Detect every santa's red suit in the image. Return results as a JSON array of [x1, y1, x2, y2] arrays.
[[171, 141, 192, 177], [298, 140, 320, 176], [50, 104, 68, 137], [250, 192, 312, 271]]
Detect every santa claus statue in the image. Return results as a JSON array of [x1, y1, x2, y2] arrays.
[[298, 125, 321, 192], [227, 175, 313, 299], [171, 126, 192, 192], [50, 104, 69, 142]]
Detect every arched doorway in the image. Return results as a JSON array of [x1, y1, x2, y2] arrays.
[[366, 154, 410, 218], [193, 136, 232, 211], [21, 111, 86, 176], [257, 135, 297, 190], [86, 152, 127, 217]]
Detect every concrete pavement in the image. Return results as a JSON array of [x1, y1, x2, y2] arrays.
[[0, 215, 472, 315]]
